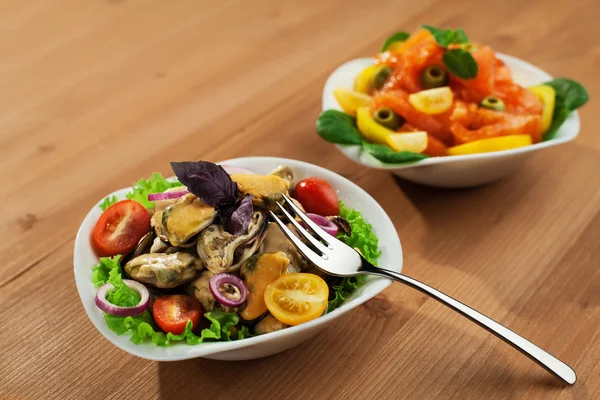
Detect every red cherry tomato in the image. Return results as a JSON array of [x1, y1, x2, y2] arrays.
[[92, 200, 150, 256], [293, 177, 340, 216], [152, 295, 203, 335]]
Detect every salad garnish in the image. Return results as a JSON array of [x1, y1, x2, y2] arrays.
[[318, 26, 589, 163], [89, 162, 382, 346]]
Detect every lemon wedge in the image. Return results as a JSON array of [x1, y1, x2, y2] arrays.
[[447, 135, 532, 156], [333, 88, 372, 117], [408, 87, 453, 114], [386, 132, 428, 153], [528, 85, 556, 133]]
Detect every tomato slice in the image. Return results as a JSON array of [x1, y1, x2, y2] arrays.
[[264, 273, 329, 326], [152, 295, 203, 335], [292, 177, 339, 216], [92, 200, 150, 257]]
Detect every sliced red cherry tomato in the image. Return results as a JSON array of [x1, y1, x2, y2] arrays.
[[293, 177, 339, 216], [92, 200, 150, 257], [152, 295, 203, 335]]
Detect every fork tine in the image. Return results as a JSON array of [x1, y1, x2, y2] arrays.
[[281, 193, 332, 246], [268, 211, 328, 267], [275, 202, 330, 256]]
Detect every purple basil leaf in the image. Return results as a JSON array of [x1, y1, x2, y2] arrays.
[[170, 161, 237, 207], [223, 195, 254, 235]]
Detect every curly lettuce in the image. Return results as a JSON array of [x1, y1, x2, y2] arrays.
[[91, 256, 250, 346], [327, 201, 381, 312], [126, 172, 182, 208]]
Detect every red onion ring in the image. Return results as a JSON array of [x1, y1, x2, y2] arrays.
[[209, 273, 248, 308], [307, 213, 339, 236], [220, 165, 256, 175], [147, 190, 189, 201], [95, 279, 150, 317]]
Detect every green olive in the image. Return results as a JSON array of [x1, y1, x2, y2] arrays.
[[480, 96, 506, 111], [373, 66, 393, 90], [372, 107, 405, 130], [420, 65, 449, 89]]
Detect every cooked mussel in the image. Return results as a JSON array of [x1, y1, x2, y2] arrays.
[[254, 314, 287, 335], [161, 193, 217, 246], [230, 174, 290, 210], [197, 210, 267, 273], [326, 216, 352, 237], [239, 252, 290, 322], [124, 252, 203, 289], [259, 222, 309, 271], [269, 165, 294, 186]]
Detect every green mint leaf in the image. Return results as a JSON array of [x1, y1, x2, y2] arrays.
[[362, 142, 428, 164], [443, 49, 478, 79], [452, 28, 469, 44], [422, 25, 454, 47], [316, 110, 363, 145], [381, 31, 410, 52]]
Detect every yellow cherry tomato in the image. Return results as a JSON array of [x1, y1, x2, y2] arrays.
[[264, 273, 329, 326], [447, 135, 532, 156], [386, 132, 428, 153], [356, 106, 395, 144], [333, 88, 372, 117], [408, 87, 453, 115], [528, 85, 556, 133], [354, 65, 380, 94]]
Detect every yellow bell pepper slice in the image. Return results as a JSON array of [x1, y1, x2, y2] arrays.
[[386, 132, 428, 153], [356, 106, 395, 144], [354, 65, 378, 94], [528, 84, 556, 133], [408, 87, 453, 115], [447, 135, 532, 156]]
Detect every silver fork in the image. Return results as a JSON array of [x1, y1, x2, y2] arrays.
[[269, 194, 576, 385]]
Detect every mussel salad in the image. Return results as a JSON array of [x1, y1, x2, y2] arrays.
[[90, 161, 381, 346]]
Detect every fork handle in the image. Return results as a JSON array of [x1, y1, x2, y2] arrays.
[[368, 268, 576, 385]]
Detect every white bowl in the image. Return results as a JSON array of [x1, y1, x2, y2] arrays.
[[322, 54, 581, 188], [74, 157, 402, 361]]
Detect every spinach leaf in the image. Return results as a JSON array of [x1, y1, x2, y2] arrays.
[[542, 78, 589, 141], [381, 31, 410, 52], [544, 78, 589, 112], [362, 142, 428, 164], [316, 110, 363, 145], [443, 49, 478, 79]]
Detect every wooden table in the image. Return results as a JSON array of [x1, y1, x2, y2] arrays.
[[2, 0, 598, 398]]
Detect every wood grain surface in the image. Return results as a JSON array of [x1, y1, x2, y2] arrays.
[[1, 0, 598, 399]]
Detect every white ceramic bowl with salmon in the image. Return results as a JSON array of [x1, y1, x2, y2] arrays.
[[322, 54, 581, 188]]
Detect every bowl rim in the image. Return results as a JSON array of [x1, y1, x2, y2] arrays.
[[322, 53, 581, 170], [74, 156, 402, 361]]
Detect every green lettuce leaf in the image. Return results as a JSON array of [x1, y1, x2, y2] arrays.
[[126, 172, 182, 208], [99, 195, 118, 211], [91, 255, 122, 288], [327, 201, 381, 312]]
